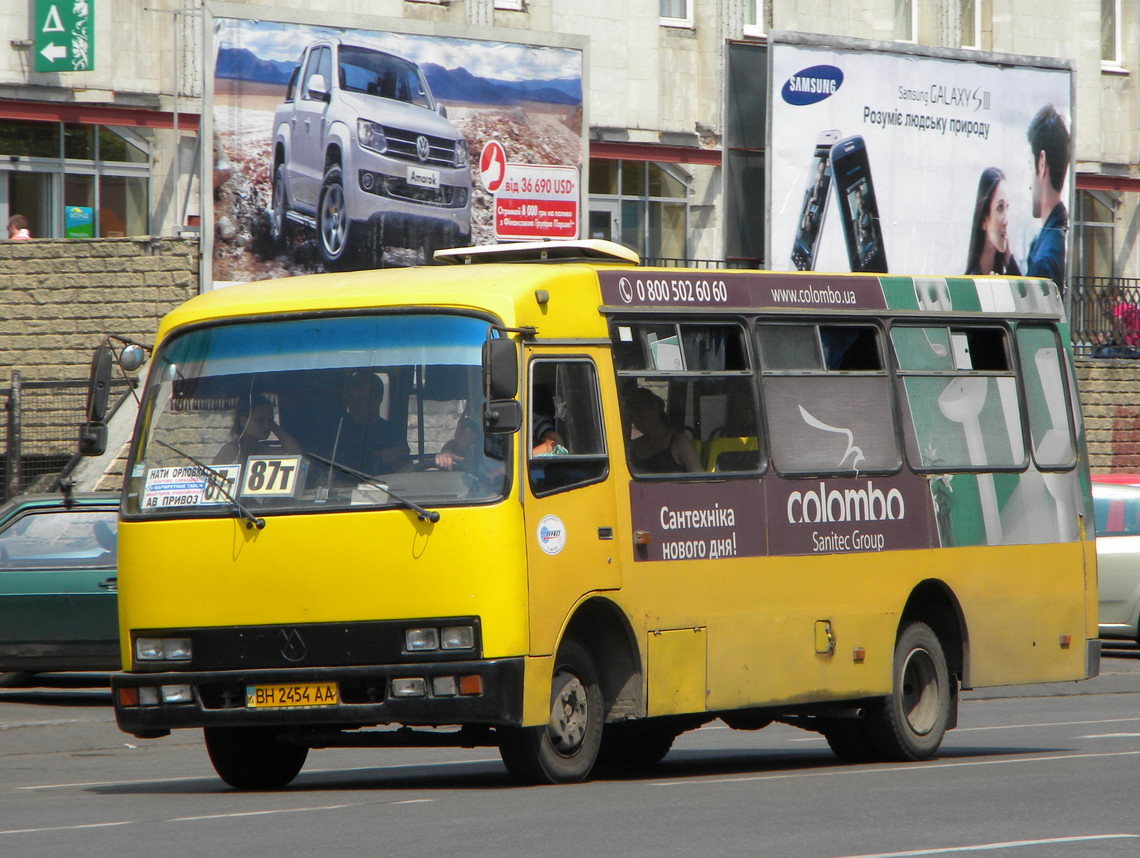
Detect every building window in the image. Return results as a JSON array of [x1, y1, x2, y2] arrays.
[[1102, 0, 1121, 66], [1074, 189, 1116, 279], [743, 0, 765, 38], [660, 0, 692, 28], [959, 0, 979, 48], [894, 0, 916, 41], [494, 0, 525, 9], [0, 120, 150, 239], [588, 159, 689, 261]]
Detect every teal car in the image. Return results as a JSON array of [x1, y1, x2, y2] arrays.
[[0, 492, 120, 686]]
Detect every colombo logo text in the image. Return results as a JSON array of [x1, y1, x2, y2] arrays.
[[787, 480, 905, 524]]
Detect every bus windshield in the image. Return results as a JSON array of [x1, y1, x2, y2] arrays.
[[125, 312, 508, 517]]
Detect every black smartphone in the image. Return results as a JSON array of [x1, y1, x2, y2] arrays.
[[830, 135, 888, 273], [791, 130, 839, 271]]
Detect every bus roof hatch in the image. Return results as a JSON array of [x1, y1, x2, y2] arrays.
[[433, 239, 640, 266]]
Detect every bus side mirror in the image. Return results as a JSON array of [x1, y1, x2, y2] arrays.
[[482, 338, 520, 435], [79, 421, 108, 457], [87, 345, 113, 422], [484, 339, 518, 400]]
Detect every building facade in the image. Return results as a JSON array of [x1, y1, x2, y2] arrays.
[[0, 0, 1136, 277]]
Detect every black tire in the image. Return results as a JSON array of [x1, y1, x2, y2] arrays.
[[864, 622, 952, 761], [498, 637, 603, 784], [204, 727, 308, 790], [269, 163, 294, 250], [595, 721, 677, 773], [0, 671, 32, 687], [820, 719, 877, 764], [317, 165, 353, 270]]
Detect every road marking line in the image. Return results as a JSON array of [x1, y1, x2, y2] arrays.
[[832, 833, 1140, 857], [0, 821, 132, 836], [1078, 732, 1140, 738], [650, 749, 1140, 786], [170, 804, 355, 822]]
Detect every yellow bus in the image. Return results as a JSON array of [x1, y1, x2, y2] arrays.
[[90, 240, 1097, 788]]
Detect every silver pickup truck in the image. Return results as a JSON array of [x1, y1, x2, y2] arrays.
[[270, 40, 472, 268]]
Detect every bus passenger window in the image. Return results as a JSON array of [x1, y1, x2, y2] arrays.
[[1015, 325, 1075, 469], [758, 322, 899, 475], [527, 360, 608, 496], [892, 324, 1025, 472], [610, 320, 761, 477]]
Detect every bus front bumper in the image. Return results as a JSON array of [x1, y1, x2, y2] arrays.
[[111, 658, 524, 738]]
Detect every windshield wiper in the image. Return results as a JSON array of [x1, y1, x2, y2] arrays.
[[155, 440, 266, 530], [305, 451, 441, 523]]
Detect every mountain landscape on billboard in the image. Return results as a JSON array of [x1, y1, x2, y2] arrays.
[[215, 47, 580, 106], [215, 48, 295, 85], [421, 63, 581, 105]]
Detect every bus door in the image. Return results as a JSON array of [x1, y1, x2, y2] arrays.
[[522, 351, 620, 655]]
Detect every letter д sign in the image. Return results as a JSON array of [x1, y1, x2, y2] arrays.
[[34, 0, 94, 73]]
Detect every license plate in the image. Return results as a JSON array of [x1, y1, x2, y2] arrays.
[[245, 682, 338, 709], [408, 166, 440, 189]]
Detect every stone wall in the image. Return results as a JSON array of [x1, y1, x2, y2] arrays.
[[0, 237, 199, 380], [1076, 358, 1140, 474]]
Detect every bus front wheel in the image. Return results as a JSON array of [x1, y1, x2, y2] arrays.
[[498, 637, 603, 784], [866, 621, 952, 761], [204, 726, 308, 789]]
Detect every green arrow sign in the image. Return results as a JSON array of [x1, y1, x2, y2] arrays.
[[34, 0, 94, 72]]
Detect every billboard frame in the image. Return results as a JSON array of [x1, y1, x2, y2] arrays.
[[201, 1, 589, 289], [763, 31, 1074, 308]]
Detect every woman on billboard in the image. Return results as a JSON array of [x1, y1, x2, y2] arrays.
[[965, 167, 1021, 276]]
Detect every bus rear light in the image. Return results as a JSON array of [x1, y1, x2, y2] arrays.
[[458, 674, 483, 696], [1059, 634, 1071, 649], [634, 530, 651, 545]]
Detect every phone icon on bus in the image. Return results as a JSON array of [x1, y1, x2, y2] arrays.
[[830, 135, 889, 273], [791, 130, 839, 271]]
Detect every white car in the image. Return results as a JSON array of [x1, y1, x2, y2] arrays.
[[270, 40, 472, 269], [1094, 477, 1140, 641]]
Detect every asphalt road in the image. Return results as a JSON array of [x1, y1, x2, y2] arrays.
[[3, 645, 1140, 858]]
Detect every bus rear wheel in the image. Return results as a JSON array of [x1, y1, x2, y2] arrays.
[[498, 637, 603, 784], [204, 726, 308, 789], [865, 621, 952, 761]]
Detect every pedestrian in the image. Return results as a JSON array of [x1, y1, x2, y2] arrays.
[[6, 215, 31, 240]]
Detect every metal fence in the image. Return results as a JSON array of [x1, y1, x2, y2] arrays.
[[1, 373, 132, 502], [1068, 277, 1140, 358]]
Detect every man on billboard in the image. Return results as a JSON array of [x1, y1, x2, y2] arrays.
[[1026, 105, 1071, 294]]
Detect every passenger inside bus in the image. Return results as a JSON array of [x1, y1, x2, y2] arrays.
[[531, 384, 567, 456], [214, 395, 301, 464], [330, 370, 411, 475], [625, 386, 702, 474]]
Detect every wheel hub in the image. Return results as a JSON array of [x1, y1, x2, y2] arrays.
[[547, 669, 589, 754], [900, 646, 939, 735]]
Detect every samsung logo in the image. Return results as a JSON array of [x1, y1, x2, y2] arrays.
[[781, 65, 844, 105]]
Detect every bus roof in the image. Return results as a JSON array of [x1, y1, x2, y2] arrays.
[[158, 244, 1063, 346]]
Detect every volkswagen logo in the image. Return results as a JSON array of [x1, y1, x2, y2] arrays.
[[277, 628, 308, 663], [416, 135, 431, 162]]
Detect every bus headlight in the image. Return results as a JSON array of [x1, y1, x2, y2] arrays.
[[135, 637, 192, 662], [405, 628, 440, 652], [441, 626, 474, 650]]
